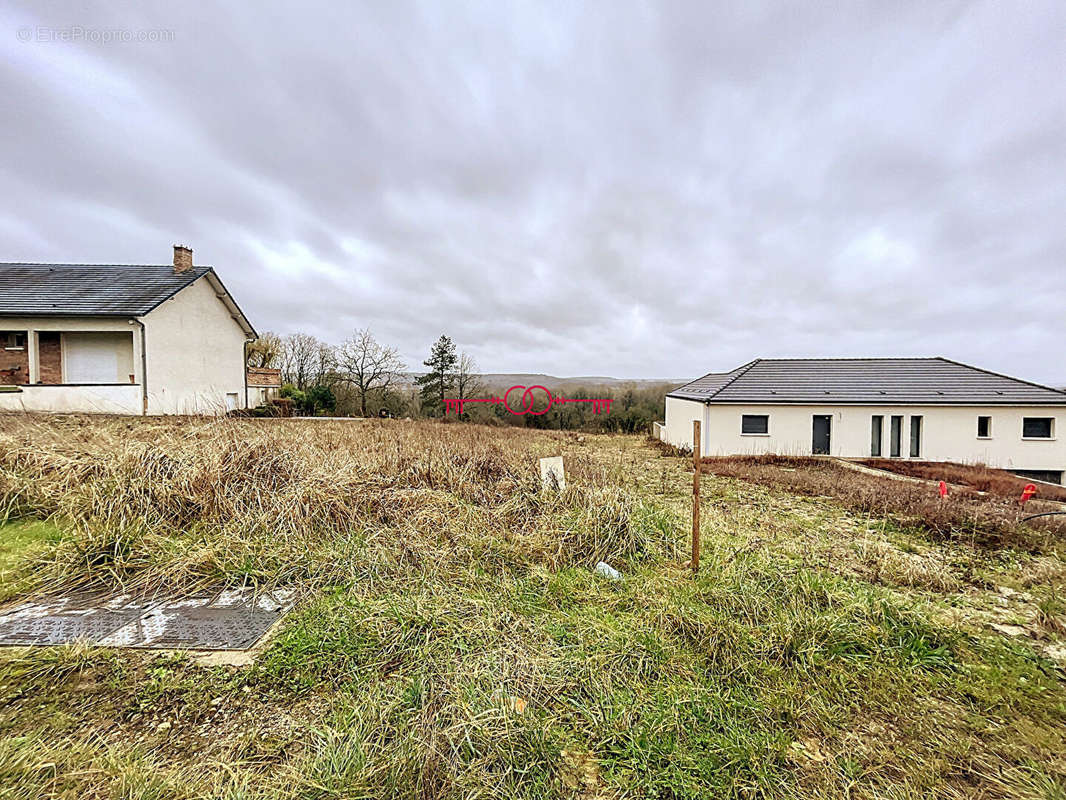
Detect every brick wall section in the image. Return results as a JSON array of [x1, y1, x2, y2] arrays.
[[38, 332, 62, 384], [0, 334, 29, 384]]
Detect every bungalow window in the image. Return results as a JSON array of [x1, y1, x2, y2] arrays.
[[741, 414, 769, 435], [909, 416, 922, 458], [889, 415, 903, 457], [977, 416, 992, 439], [0, 331, 29, 385], [870, 415, 883, 457], [1022, 417, 1054, 439]]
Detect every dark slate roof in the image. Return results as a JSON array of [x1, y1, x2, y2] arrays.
[[0, 262, 212, 316], [668, 358, 1066, 406]]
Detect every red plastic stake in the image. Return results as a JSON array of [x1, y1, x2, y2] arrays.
[[1020, 484, 1037, 504], [938, 481, 948, 498]]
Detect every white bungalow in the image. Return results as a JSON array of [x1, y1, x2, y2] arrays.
[[660, 358, 1066, 484], [0, 245, 258, 415]]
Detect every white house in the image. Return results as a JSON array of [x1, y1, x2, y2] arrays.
[[660, 358, 1066, 484], [246, 367, 283, 408], [0, 246, 258, 415]]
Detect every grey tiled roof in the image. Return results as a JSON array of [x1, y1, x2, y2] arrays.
[[668, 358, 1066, 406], [0, 263, 212, 316]]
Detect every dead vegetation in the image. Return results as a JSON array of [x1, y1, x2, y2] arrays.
[[700, 454, 1066, 552], [0, 414, 671, 595], [858, 458, 1066, 502], [0, 417, 1063, 798], [853, 537, 964, 593]]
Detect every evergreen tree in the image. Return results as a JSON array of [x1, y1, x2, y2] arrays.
[[416, 335, 458, 416]]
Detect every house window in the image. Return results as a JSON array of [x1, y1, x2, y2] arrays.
[[871, 415, 883, 457], [909, 416, 922, 458], [0, 331, 29, 386], [1022, 417, 1054, 439], [890, 415, 903, 457], [977, 416, 992, 439], [741, 414, 769, 435]]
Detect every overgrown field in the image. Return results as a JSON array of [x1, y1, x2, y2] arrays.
[[701, 454, 1066, 553], [0, 415, 1064, 799], [0, 415, 668, 595]]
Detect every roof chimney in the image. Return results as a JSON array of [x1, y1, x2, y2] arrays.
[[173, 244, 193, 274]]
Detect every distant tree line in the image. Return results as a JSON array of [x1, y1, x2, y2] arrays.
[[246, 330, 668, 430], [247, 328, 411, 418]]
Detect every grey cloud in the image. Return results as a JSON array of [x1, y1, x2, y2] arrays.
[[1, 0, 1063, 382]]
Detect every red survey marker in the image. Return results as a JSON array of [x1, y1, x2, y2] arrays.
[[444, 385, 613, 417]]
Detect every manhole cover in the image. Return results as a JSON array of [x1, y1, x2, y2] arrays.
[[0, 593, 153, 646], [0, 588, 296, 650], [102, 590, 296, 650]]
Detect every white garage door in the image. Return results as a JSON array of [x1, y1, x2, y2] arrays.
[[64, 333, 126, 383]]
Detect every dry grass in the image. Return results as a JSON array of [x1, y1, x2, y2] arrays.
[[0, 414, 672, 596], [701, 454, 1066, 552], [858, 458, 1066, 502], [854, 538, 964, 593], [0, 416, 1063, 799]]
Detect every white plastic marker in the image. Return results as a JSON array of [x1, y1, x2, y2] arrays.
[[594, 561, 622, 581], [539, 456, 566, 491]]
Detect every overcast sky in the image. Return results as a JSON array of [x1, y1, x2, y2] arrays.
[[2, 2, 1063, 383]]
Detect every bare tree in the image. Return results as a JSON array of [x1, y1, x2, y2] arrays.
[[246, 331, 283, 368], [336, 328, 406, 417], [313, 340, 338, 386], [455, 352, 485, 419], [282, 332, 322, 390]]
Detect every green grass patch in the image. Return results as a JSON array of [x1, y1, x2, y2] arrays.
[[0, 518, 63, 602], [250, 554, 1065, 797]]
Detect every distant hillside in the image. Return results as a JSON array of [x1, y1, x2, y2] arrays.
[[400, 373, 683, 391], [477, 374, 682, 391]]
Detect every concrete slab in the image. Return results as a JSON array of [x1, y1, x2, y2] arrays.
[[0, 588, 296, 651]]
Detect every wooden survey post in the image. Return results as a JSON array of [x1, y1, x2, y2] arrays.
[[691, 419, 701, 572]]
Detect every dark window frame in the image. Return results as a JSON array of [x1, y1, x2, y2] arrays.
[[890, 415, 903, 458], [977, 416, 992, 439], [1022, 417, 1054, 439], [741, 414, 769, 435], [870, 415, 883, 457], [1, 331, 27, 351], [909, 415, 922, 458]]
